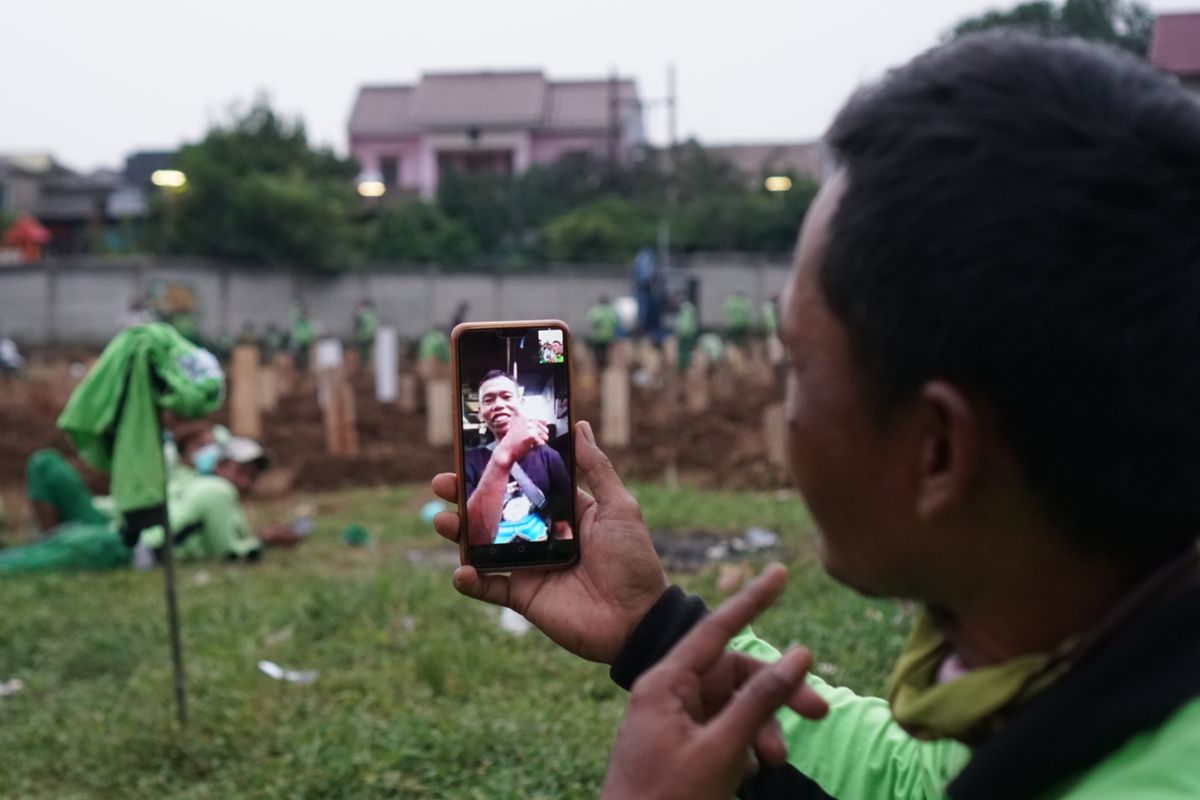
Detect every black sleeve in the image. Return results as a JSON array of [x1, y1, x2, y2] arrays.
[[542, 446, 572, 522], [609, 585, 709, 690], [464, 448, 488, 502]]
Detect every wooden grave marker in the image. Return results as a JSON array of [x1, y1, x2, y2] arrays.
[[600, 366, 631, 447], [230, 345, 261, 439], [763, 402, 787, 469], [425, 379, 454, 447]]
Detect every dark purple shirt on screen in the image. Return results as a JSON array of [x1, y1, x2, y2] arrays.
[[463, 444, 572, 523]]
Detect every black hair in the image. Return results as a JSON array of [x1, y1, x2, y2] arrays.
[[478, 369, 511, 389], [823, 31, 1200, 565]]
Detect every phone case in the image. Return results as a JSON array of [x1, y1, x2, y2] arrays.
[[450, 320, 580, 573]]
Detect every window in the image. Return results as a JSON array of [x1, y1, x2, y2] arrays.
[[380, 156, 399, 188]]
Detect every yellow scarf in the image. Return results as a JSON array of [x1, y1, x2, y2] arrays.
[[887, 610, 1075, 744], [888, 550, 1199, 744]]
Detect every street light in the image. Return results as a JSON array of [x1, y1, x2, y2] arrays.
[[356, 171, 386, 198], [151, 169, 187, 188], [764, 175, 792, 193]]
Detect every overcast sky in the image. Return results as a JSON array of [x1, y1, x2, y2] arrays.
[[3, 0, 1196, 172]]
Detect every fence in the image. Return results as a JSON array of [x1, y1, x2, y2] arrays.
[[0, 256, 792, 346]]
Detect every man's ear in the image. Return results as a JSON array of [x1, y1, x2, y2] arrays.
[[915, 381, 980, 519]]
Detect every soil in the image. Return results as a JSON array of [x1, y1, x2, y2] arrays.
[[0, 358, 791, 495]]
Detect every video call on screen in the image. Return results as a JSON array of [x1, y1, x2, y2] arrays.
[[459, 327, 574, 550]]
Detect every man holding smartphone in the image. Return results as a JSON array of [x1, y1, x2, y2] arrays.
[[433, 31, 1200, 800], [464, 370, 573, 546]]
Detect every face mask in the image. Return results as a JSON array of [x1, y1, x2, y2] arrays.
[[191, 443, 221, 475]]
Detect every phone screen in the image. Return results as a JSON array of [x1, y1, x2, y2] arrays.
[[454, 322, 578, 571]]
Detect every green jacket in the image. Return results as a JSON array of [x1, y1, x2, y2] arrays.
[[728, 630, 1200, 799], [57, 324, 224, 536], [611, 575, 1200, 800]]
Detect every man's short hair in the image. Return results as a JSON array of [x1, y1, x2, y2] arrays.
[[478, 369, 513, 390], [822, 31, 1200, 565]]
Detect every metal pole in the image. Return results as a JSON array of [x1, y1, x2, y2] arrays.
[[161, 520, 188, 726], [157, 416, 188, 727]]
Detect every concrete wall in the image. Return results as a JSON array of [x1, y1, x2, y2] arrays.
[[0, 255, 791, 346]]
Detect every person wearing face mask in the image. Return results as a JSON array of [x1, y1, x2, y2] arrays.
[[165, 420, 228, 499], [145, 436, 303, 562]]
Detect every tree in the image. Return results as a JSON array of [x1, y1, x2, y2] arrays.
[[542, 198, 654, 263], [946, 0, 1154, 55], [366, 200, 479, 267], [157, 97, 361, 272]]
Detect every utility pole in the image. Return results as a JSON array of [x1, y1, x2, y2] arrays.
[[659, 64, 678, 271], [608, 67, 621, 186]]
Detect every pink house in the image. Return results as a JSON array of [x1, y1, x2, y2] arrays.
[[348, 71, 643, 198], [1149, 12, 1200, 94]]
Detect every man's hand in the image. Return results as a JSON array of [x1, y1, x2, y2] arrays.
[[432, 420, 669, 664], [494, 415, 549, 468], [601, 565, 828, 800]]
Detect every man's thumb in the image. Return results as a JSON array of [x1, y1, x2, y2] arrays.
[[575, 421, 634, 509]]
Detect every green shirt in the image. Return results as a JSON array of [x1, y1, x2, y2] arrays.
[[722, 295, 754, 332], [25, 449, 107, 527], [169, 474, 262, 561], [588, 304, 620, 343], [291, 318, 315, 346], [674, 301, 699, 338], [418, 330, 451, 363], [355, 309, 379, 343], [762, 300, 778, 335]]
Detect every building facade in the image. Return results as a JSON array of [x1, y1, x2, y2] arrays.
[[1150, 12, 1200, 94], [348, 71, 643, 198]]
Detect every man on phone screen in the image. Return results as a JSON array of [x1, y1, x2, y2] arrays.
[[464, 370, 573, 546]]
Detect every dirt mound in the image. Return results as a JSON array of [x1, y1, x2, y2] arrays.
[[0, 363, 789, 494]]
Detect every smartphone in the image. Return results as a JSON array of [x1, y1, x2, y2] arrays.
[[451, 320, 579, 572]]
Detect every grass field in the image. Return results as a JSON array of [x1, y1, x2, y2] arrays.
[[0, 484, 911, 799]]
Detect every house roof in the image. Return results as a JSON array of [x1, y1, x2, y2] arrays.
[[349, 71, 638, 137], [1149, 12, 1200, 77], [545, 80, 639, 130], [411, 71, 547, 127]]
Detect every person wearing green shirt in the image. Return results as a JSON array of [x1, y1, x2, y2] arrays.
[[587, 296, 620, 370], [761, 296, 779, 337], [429, 33, 1200, 799], [353, 300, 380, 365], [672, 300, 699, 371], [290, 306, 315, 372], [721, 292, 754, 348], [3, 436, 300, 574], [168, 311, 202, 346], [25, 449, 109, 533], [417, 329, 451, 364], [147, 437, 300, 561]]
